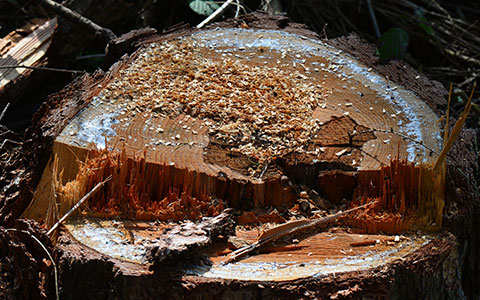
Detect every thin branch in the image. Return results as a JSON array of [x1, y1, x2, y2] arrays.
[[47, 175, 112, 235], [6, 228, 59, 300], [0, 139, 23, 150], [0, 130, 11, 138], [197, 0, 235, 29], [366, 0, 381, 38], [458, 75, 478, 88], [0, 103, 10, 123], [76, 54, 106, 60], [0, 65, 86, 74], [235, 0, 240, 18], [224, 202, 373, 264], [259, 161, 269, 179], [39, 0, 116, 42], [444, 48, 480, 66]]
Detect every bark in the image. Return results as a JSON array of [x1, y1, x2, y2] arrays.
[[0, 219, 54, 300]]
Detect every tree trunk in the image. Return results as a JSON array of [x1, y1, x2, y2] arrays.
[[1, 12, 478, 299]]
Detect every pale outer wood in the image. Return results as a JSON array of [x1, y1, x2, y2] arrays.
[[0, 18, 57, 88]]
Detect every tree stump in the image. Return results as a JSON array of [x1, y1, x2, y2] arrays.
[[10, 13, 478, 299]]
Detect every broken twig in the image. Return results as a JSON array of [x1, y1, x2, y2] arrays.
[[366, 0, 381, 38], [224, 202, 373, 264], [47, 175, 112, 235], [0, 103, 9, 123], [39, 0, 116, 41], [0, 139, 23, 150], [0, 65, 85, 75], [197, 0, 235, 29]]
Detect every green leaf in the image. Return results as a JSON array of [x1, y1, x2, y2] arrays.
[[188, 0, 220, 16], [418, 17, 435, 36], [419, 22, 434, 36], [377, 28, 409, 63], [414, 8, 435, 36]]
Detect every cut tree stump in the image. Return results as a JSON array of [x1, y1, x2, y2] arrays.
[[24, 26, 443, 219], [7, 13, 478, 299]]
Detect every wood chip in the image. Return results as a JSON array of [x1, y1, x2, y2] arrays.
[[335, 149, 348, 157]]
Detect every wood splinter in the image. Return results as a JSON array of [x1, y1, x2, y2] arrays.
[[224, 202, 374, 264], [47, 175, 112, 236]]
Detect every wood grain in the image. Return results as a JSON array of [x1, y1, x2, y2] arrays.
[[26, 28, 443, 232], [0, 18, 57, 88]]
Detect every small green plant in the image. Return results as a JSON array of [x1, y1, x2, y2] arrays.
[[377, 27, 409, 63], [413, 7, 434, 36], [188, 0, 220, 16]]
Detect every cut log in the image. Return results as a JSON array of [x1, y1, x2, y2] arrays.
[[0, 18, 56, 89], [0, 18, 57, 103], [8, 13, 478, 300]]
